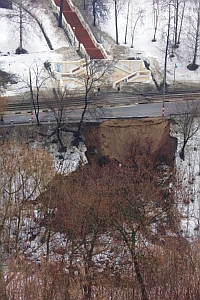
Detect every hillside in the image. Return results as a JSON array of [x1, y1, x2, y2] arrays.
[[0, 1, 200, 298], [0, 0, 200, 97]]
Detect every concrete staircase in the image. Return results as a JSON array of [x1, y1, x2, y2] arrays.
[[53, 0, 104, 59]]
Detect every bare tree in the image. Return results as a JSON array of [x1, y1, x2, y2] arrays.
[[87, 0, 109, 26], [106, 142, 179, 300], [22, 61, 51, 125], [18, 0, 53, 50], [124, 0, 130, 44], [172, 0, 186, 48], [41, 164, 113, 299], [177, 1, 186, 44], [0, 142, 54, 299], [72, 57, 113, 146], [160, 0, 185, 56], [47, 140, 179, 299], [113, 0, 125, 44], [152, 0, 160, 42], [44, 86, 76, 152], [2, 0, 53, 52], [130, 8, 144, 48], [174, 100, 200, 160], [187, 0, 200, 70], [4, 0, 30, 53]]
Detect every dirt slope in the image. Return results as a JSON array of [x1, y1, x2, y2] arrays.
[[83, 118, 177, 165]]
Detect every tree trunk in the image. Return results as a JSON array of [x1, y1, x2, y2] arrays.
[[133, 255, 148, 300], [83, 284, 92, 300], [35, 112, 40, 125], [37, 21, 53, 50], [130, 12, 143, 48], [0, 241, 8, 300], [179, 141, 186, 160], [46, 228, 51, 261], [58, 0, 64, 28], [19, 2, 23, 51], [56, 125, 65, 151], [76, 91, 88, 138], [152, 9, 158, 42], [124, 0, 130, 44], [114, 0, 119, 44], [192, 4, 200, 66], [29, 69, 40, 125], [20, 3, 53, 50], [72, 93, 88, 147], [83, 238, 96, 300], [177, 1, 186, 44], [92, 0, 96, 27], [174, 0, 179, 47], [15, 212, 21, 255], [35, 91, 40, 126]]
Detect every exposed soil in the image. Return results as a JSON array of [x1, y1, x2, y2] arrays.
[[0, 117, 177, 166], [82, 118, 177, 166]]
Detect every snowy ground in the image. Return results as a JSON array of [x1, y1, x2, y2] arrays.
[[0, 0, 200, 96], [102, 0, 200, 85], [173, 127, 200, 239], [0, 1, 72, 95]]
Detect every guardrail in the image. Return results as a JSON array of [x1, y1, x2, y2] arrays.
[[113, 70, 151, 88]]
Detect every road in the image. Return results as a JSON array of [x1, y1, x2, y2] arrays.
[[2, 101, 180, 125], [6, 90, 200, 112], [3, 90, 200, 124]]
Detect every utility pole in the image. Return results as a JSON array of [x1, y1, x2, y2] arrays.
[[173, 63, 178, 90]]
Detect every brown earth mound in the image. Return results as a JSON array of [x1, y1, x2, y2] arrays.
[[83, 118, 177, 166]]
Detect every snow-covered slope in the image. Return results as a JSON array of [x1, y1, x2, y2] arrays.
[[0, 0, 200, 95], [102, 0, 200, 84]]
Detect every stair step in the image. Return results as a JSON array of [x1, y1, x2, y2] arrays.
[[54, 0, 70, 10], [87, 49, 104, 59], [53, 0, 105, 59]]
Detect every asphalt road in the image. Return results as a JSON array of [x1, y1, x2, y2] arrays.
[[2, 101, 179, 125], [3, 89, 200, 125]]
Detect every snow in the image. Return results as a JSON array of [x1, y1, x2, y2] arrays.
[[49, 142, 88, 174], [0, 0, 200, 93], [0, 3, 68, 53], [173, 125, 200, 239], [0, 2, 70, 95], [102, 0, 200, 84]]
